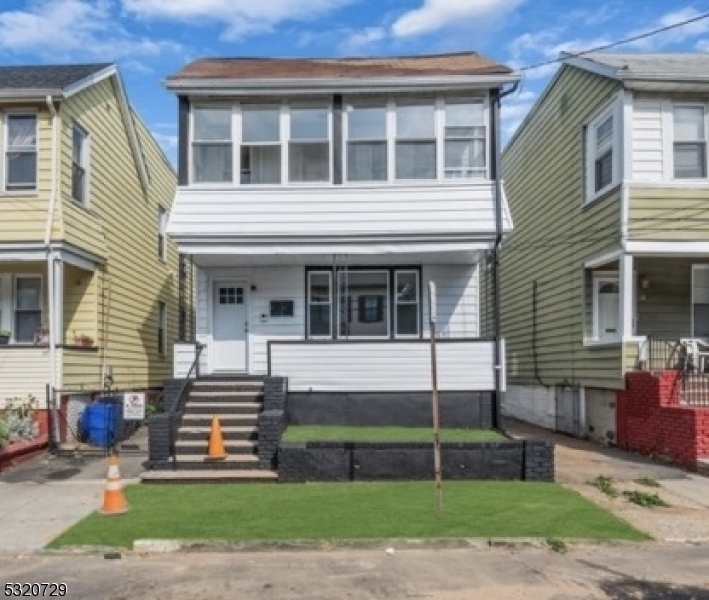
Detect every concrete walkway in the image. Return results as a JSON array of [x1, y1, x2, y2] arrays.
[[0, 427, 148, 553], [505, 417, 709, 542]]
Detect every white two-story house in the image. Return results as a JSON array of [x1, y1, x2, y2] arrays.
[[165, 52, 518, 412]]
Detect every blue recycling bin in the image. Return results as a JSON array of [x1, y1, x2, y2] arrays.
[[81, 397, 121, 448]]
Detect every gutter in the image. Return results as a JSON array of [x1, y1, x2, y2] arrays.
[[44, 95, 60, 449], [491, 80, 520, 430]]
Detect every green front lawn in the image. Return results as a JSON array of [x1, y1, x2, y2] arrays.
[[281, 426, 505, 443], [48, 482, 647, 549]]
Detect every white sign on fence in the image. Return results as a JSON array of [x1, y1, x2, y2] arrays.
[[123, 392, 145, 420]]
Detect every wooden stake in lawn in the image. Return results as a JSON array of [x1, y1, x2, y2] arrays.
[[428, 281, 443, 515]]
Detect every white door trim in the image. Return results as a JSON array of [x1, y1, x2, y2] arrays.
[[208, 277, 249, 374]]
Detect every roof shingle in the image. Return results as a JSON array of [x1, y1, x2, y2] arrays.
[[0, 63, 112, 91]]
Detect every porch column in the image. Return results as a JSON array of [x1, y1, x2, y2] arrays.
[[619, 252, 634, 339], [52, 258, 64, 344]]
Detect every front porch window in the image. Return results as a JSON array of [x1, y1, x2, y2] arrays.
[[592, 273, 619, 341], [692, 265, 709, 337], [307, 267, 421, 340], [15, 276, 42, 343]]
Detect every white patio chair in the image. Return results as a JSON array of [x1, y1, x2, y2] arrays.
[[680, 338, 709, 372]]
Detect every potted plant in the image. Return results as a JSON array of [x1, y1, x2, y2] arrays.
[[74, 333, 94, 348], [0, 329, 10, 345]]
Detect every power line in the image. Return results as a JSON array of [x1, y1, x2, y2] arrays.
[[520, 11, 709, 72]]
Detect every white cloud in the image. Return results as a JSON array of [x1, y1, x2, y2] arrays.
[[392, 0, 525, 38], [0, 0, 180, 61], [122, 0, 353, 40], [626, 7, 709, 51], [340, 27, 386, 55]]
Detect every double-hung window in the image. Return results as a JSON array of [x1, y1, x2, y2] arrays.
[[15, 276, 41, 343], [192, 107, 232, 183], [395, 270, 420, 336], [157, 207, 167, 261], [158, 301, 167, 355], [585, 102, 620, 201], [289, 106, 330, 182], [5, 114, 37, 191], [308, 271, 332, 338], [395, 101, 436, 180], [346, 103, 387, 182], [241, 105, 281, 184], [594, 115, 614, 193], [444, 99, 485, 178], [673, 106, 706, 179], [72, 124, 89, 204]]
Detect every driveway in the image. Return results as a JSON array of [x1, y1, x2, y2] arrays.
[[505, 418, 709, 542]]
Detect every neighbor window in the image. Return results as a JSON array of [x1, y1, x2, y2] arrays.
[[444, 99, 486, 178], [592, 274, 619, 341], [396, 102, 436, 180], [72, 124, 89, 204], [692, 266, 709, 338], [158, 301, 167, 355], [157, 206, 167, 261], [585, 103, 619, 200], [289, 106, 330, 182], [673, 106, 706, 179], [15, 276, 41, 343], [346, 103, 387, 182], [5, 114, 37, 191], [192, 107, 232, 183], [240, 105, 281, 184]]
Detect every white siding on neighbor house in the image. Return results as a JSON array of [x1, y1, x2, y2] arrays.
[[191, 264, 481, 377], [168, 184, 511, 241], [0, 348, 60, 408], [270, 340, 496, 392], [174, 343, 198, 379], [631, 96, 665, 181], [422, 264, 479, 338]]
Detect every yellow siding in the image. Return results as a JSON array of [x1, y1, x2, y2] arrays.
[[0, 347, 57, 407], [629, 186, 709, 241], [63, 265, 97, 345], [58, 77, 178, 391], [501, 65, 625, 390]]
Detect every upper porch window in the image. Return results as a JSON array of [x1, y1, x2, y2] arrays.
[[190, 97, 487, 185]]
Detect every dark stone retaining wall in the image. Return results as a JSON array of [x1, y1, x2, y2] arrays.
[[147, 411, 183, 469], [279, 439, 554, 483], [258, 378, 287, 468], [287, 392, 493, 428]]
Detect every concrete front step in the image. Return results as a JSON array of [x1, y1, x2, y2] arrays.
[[184, 402, 262, 415], [178, 426, 258, 441], [181, 415, 258, 427], [175, 440, 258, 455], [191, 381, 265, 393], [141, 469, 277, 484], [171, 454, 261, 470], [188, 392, 264, 403]]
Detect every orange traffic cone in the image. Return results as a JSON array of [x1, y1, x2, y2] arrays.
[[206, 415, 227, 460], [100, 455, 128, 515]]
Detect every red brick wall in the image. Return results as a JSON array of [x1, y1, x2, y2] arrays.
[[617, 371, 709, 470]]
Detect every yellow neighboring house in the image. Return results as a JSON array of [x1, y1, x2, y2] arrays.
[[0, 63, 182, 430]]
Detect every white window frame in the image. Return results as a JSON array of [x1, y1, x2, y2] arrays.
[[238, 102, 283, 186], [287, 102, 333, 185], [189, 104, 235, 186], [691, 264, 709, 338], [671, 103, 707, 181], [157, 206, 167, 261], [71, 122, 90, 205], [443, 97, 487, 180], [3, 111, 38, 194], [591, 271, 620, 342], [14, 274, 43, 344], [394, 269, 420, 338], [585, 99, 621, 203], [307, 270, 332, 339], [343, 100, 389, 183]]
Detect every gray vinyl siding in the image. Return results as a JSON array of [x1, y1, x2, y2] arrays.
[[500, 65, 625, 390]]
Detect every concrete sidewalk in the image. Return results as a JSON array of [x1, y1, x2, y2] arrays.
[[0, 427, 148, 553]]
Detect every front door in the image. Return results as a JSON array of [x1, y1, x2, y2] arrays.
[[213, 281, 247, 372]]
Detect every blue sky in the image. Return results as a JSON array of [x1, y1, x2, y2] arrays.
[[1, 0, 708, 165]]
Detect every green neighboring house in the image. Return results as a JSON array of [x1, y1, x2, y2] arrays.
[[499, 53, 709, 445]]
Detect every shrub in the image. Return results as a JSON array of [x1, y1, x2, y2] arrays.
[[0, 418, 8, 448], [4, 413, 39, 443]]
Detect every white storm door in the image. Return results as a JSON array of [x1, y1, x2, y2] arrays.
[[213, 282, 247, 371]]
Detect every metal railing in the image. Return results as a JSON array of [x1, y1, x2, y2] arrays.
[[168, 342, 205, 468], [637, 336, 709, 406]]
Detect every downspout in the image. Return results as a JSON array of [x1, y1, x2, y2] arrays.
[[490, 81, 519, 431], [44, 95, 60, 448]]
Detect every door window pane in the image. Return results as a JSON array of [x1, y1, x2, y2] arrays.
[[595, 278, 619, 340]]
